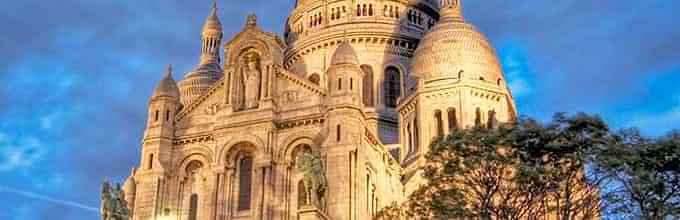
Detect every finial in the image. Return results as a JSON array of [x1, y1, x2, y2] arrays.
[[165, 64, 173, 78], [212, 0, 217, 10], [246, 13, 257, 27]]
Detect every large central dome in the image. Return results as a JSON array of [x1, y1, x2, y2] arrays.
[[411, 0, 504, 84]]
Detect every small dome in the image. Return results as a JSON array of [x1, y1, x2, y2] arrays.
[[152, 65, 180, 98], [330, 40, 359, 66], [202, 2, 222, 33], [411, 0, 504, 84]]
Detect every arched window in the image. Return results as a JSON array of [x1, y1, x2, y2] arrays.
[[188, 194, 198, 220], [361, 65, 374, 107], [448, 108, 458, 131], [165, 110, 170, 121], [154, 110, 159, 121], [435, 110, 444, 137], [338, 78, 343, 90], [384, 66, 401, 108], [308, 73, 320, 85], [237, 156, 253, 211], [487, 110, 497, 128], [148, 154, 154, 170], [336, 124, 342, 142], [475, 107, 482, 126]]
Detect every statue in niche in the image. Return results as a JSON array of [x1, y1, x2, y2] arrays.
[[238, 52, 261, 110], [101, 181, 130, 220], [295, 151, 327, 210]]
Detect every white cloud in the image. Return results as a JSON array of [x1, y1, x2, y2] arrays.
[[507, 75, 532, 98], [0, 136, 47, 172]]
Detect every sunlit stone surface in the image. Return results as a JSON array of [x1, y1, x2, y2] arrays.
[[121, 1, 517, 219]]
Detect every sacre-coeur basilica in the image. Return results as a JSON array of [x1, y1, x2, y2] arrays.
[[104, 0, 520, 219]]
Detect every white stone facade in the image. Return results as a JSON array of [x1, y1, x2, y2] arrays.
[[122, 1, 517, 220]]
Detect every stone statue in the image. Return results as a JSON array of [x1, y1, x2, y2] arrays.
[[295, 151, 327, 209], [101, 181, 130, 220], [242, 53, 261, 109]]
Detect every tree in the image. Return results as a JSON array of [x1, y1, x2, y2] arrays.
[[594, 129, 680, 219], [375, 113, 609, 220]]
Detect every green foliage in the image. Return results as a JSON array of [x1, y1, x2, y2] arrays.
[[594, 129, 680, 219], [375, 113, 610, 220]]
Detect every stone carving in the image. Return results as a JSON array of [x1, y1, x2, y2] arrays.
[[101, 181, 130, 220], [238, 52, 261, 110], [295, 151, 327, 209], [205, 102, 221, 115]]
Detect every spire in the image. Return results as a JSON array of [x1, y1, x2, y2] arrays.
[[202, 0, 223, 33], [165, 64, 172, 78], [440, 0, 464, 22]]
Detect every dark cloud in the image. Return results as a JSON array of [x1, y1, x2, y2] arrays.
[[0, 0, 677, 219]]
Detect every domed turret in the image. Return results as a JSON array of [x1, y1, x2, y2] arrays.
[[152, 65, 180, 99], [178, 1, 224, 106], [412, 0, 505, 85], [330, 40, 359, 66], [327, 40, 363, 106]]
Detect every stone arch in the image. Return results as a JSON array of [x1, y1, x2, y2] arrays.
[[226, 39, 271, 65], [219, 134, 266, 167], [177, 153, 212, 179], [380, 61, 407, 107], [277, 131, 321, 163]]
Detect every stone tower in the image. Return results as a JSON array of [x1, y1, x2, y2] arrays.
[[398, 0, 517, 194], [136, 65, 180, 220]]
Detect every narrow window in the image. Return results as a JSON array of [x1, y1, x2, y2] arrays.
[[448, 108, 458, 131], [435, 110, 444, 137], [487, 110, 497, 128], [368, 4, 373, 16], [361, 65, 374, 107], [338, 78, 343, 90], [413, 116, 419, 152], [336, 124, 341, 142], [154, 110, 159, 121], [406, 123, 413, 154], [165, 110, 170, 121], [148, 154, 154, 170], [350, 78, 353, 90], [475, 107, 482, 126], [237, 156, 253, 211], [384, 66, 401, 108], [188, 194, 198, 220]]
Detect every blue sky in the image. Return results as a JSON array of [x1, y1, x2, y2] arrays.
[[0, 0, 678, 219]]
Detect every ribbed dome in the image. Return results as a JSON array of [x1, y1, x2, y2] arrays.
[[178, 63, 222, 106], [331, 40, 359, 66], [202, 2, 222, 33], [152, 65, 180, 98], [412, 0, 504, 83]]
